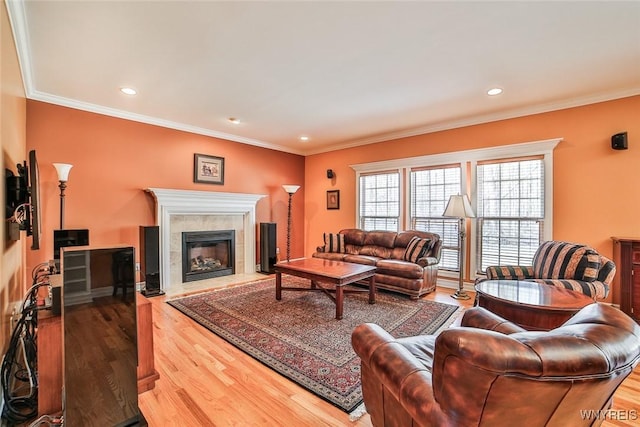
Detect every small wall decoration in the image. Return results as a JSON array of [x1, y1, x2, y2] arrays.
[[327, 190, 340, 210], [194, 154, 224, 185]]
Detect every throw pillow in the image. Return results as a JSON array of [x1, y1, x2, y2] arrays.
[[324, 232, 346, 253], [403, 237, 430, 263]]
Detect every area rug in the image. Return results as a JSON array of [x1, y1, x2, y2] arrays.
[[167, 276, 459, 415]]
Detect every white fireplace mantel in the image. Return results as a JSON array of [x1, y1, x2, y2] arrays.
[[145, 188, 265, 290]]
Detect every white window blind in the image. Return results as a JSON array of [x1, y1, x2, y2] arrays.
[[476, 157, 544, 273], [359, 171, 400, 231], [410, 165, 461, 271]]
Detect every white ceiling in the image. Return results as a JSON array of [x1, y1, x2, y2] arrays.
[[7, 1, 640, 155]]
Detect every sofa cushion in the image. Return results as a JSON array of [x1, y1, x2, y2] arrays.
[[376, 259, 423, 279], [323, 232, 346, 253], [403, 237, 430, 263], [343, 254, 380, 266], [313, 251, 347, 262]]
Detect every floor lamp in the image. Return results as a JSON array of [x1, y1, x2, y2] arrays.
[[282, 184, 300, 262], [53, 163, 73, 229], [443, 194, 475, 300]]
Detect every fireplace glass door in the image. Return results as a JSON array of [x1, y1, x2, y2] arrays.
[[182, 230, 235, 282]]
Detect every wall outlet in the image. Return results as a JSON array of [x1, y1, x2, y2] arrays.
[[135, 262, 141, 272]]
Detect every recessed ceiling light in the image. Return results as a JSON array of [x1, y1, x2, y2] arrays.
[[299, 136, 309, 141], [228, 118, 241, 124], [120, 87, 137, 95], [487, 87, 503, 96]]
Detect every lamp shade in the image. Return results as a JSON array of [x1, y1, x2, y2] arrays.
[[443, 194, 475, 218], [53, 163, 73, 181], [282, 184, 301, 194]]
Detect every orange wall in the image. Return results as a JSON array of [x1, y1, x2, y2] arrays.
[[304, 96, 640, 304], [1, 1, 27, 351], [26, 101, 305, 279]]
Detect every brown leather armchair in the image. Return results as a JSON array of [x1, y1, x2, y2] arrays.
[[352, 303, 640, 427]]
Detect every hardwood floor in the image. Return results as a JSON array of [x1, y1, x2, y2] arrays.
[[138, 282, 640, 426]]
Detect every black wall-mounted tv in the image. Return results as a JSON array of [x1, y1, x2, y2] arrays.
[[53, 229, 89, 263], [4, 150, 42, 249]]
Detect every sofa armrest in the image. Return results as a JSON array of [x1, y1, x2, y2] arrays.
[[485, 265, 535, 280], [461, 307, 527, 334], [417, 256, 439, 268]]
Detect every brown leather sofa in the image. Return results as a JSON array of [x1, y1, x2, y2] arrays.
[[312, 229, 441, 299], [352, 303, 640, 427]]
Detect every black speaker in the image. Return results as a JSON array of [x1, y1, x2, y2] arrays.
[[612, 132, 628, 150], [327, 169, 334, 179], [140, 225, 164, 297], [260, 222, 277, 274]]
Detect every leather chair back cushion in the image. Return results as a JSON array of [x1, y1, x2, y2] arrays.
[[533, 241, 601, 281], [363, 231, 397, 248], [431, 325, 640, 426], [339, 229, 367, 246]]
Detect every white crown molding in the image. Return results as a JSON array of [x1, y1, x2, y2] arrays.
[[29, 90, 306, 156], [7, 0, 637, 157], [6, 0, 34, 93], [311, 88, 639, 156], [350, 138, 562, 172]]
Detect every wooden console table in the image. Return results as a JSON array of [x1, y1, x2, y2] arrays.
[[37, 291, 159, 416]]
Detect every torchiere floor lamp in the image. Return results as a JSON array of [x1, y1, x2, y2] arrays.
[[443, 194, 475, 300], [282, 184, 300, 262], [53, 163, 73, 229]]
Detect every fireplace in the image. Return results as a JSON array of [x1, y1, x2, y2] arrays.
[[182, 230, 235, 282]]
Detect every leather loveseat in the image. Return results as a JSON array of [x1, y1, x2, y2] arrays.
[[312, 229, 441, 299], [352, 303, 640, 427]]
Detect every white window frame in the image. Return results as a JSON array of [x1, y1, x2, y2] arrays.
[[351, 138, 561, 281], [409, 165, 464, 273], [357, 170, 402, 231]]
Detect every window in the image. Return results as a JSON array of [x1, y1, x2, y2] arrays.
[[359, 171, 400, 231], [476, 157, 544, 273], [410, 165, 461, 271]]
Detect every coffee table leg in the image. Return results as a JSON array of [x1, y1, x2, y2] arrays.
[[368, 276, 376, 304], [335, 285, 344, 320], [276, 272, 282, 300]]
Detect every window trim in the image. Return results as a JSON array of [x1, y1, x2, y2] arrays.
[[408, 164, 465, 273], [356, 169, 402, 231], [469, 150, 556, 280], [351, 138, 561, 280]]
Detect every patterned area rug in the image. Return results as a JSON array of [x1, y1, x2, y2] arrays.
[[167, 276, 459, 414]]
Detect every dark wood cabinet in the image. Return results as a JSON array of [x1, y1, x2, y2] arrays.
[[611, 237, 640, 322]]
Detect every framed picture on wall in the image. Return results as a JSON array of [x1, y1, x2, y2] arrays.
[[327, 190, 340, 210], [194, 154, 224, 185]]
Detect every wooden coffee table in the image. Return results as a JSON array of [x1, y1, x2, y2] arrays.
[[475, 279, 594, 331], [274, 258, 377, 320]]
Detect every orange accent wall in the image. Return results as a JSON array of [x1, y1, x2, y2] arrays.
[[26, 101, 305, 279], [304, 96, 640, 304], [1, 0, 27, 351]]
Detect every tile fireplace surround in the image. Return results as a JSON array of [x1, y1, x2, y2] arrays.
[[145, 188, 265, 292]]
